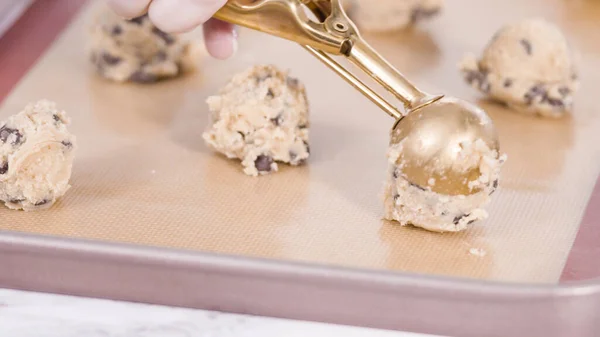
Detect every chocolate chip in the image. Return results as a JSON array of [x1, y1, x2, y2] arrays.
[[525, 85, 567, 108], [289, 151, 298, 162], [237, 131, 246, 140], [111, 25, 123, 36], [286, 77, 299, 89], [8, 198, 24, 204], [152, 27, 175, 45], [154, 51, 168, 62], [101, 52, 122, 65], [544, 97, 565, 108], [271, 113, 283, 126], [392, 169, 399, 179], [129, 71, 157, 83], [453, 214, 470, 225], [467, 219, 476, 225], [34, 199, 50, 206], [53, 114, 61, 122], [129, 15, 147, 25], [0, 126, 22, 145], [558, 86, 571, 96], [530, 85, 546, 96], [465, 70, 490, 93], [298, 124, 308, 129], [266, 89, 275, 98], [393, 194, 400, 202], [524, 85, 546, 105], [519, 39, 532, 55], [255, 155, 273, 172], [503, 79, 513, 88], [493, 179, 498, 189], [0, 161, 7, 175], [303, 141, 310, 154], [289, 150, 307, 165], [61, 140, 73, 149], [410, 7, 440, 23]]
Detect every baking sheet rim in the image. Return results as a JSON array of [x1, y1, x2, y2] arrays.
[[1, 0, 600, 288], [1, 230, 599, 337]]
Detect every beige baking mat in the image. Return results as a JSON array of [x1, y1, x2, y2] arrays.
[[1, 0, 599, 284]]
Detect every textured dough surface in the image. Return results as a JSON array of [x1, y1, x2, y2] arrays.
[[383, 139, 506, 232], [459, 18, 578, 118], [203, 65, 310, 176], [87, 7, 201, 83], [344, 0, 443, 32], [0, 100, 76, 211]]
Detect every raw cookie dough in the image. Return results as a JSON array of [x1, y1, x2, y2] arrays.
[[202, 65, 310, 176], [0, 100, 77, 211], [459, 18, 578, 118], [383, 139, 506, 232], [88, 8, 201, 83], [343, 0, 443, 32]]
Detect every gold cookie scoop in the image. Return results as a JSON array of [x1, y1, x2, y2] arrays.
[[215, 0, 500, 196]]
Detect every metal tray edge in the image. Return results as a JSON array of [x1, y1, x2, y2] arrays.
[[0, 231, 599, 337]]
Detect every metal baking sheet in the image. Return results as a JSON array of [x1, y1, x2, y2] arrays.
[[1, 1, 600, 336]]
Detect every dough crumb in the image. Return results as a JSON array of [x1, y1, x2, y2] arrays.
[[469, 247, 487, 257], [202, 65, 310, 176], [344, 0, 443, 32], [383, 138, 506, 233], [459, 18, 578, 118], [0, 100, 77, 211], [87, 7, 202, 83]]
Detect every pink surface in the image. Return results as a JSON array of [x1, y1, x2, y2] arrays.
[[0, 0, 87, 104], [561, 178, 600, 282]]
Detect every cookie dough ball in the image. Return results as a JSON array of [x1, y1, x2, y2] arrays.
[[383, 139, 506, 232], [88, 8, 201, 83], [202, 65, 310, 176], [344, 0, 443, 32], [460, 18, 578, 118], [0, 100, 77, 211]]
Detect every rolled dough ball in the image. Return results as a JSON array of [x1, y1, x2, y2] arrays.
[[88, 8, 201, 83], [383, 139, 506, 232], [344, 0, 443, 32], [0, 100, 77, 211], [459, 18, 578, 118], [202, 65, 310, 177]]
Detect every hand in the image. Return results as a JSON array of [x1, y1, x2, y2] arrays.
[[106, 0, 237, 60]]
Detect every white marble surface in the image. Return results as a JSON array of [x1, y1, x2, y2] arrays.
[[0, 289, 442, 337]]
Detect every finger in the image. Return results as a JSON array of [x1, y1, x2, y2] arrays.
[[106, 0, 151, 18], [203, 18, 238, 60], [148, 0, 228, 33]]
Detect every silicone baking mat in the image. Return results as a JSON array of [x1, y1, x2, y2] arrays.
[[1, 0, 599, 285]]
